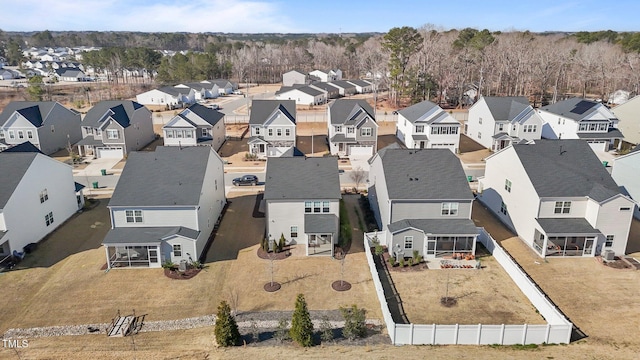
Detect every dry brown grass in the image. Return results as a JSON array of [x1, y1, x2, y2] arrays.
[[391, 254, 546, 325]]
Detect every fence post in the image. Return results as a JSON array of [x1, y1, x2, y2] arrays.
[[431, 323, 436, 344], [545, 323, 551, 344], [409, 323, 414, 345], [454, 323, 459, 344], [500, 324, 505, 345], [477, 323, 482, 345], [522, 323, 528, 345]]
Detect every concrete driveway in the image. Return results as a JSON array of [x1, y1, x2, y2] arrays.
[[74, 157, 122, 177]]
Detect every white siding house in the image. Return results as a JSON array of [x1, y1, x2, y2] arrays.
[[610, 95, 640, 145], [275, 86, 326, 105], [0, 151, 79, 259], [282, 70, 310, 87], [102, 146, 226, 269], [467, 97, 543, 151], [478, 139, 634, 258], [264, 157, 341, 256], [611, 146, 640, 218], [396, 100, 461, 153], [136, 87, 195, 110], [248, 100, 296, 159], [537, 98, 623, 153], [328, 99, 378, 157], [162, 104, 226, 151], [368, 146, 478, 259]]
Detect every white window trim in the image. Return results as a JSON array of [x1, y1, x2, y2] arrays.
[[404, 236, 413, 249], [125, 209, 143, 223], [106, 129, 119, 139], [441, 202, 459, 216]]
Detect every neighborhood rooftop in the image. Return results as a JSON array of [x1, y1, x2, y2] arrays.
[[483, 96, 530, 121], [264, 157, 340, 200], [82, 100, 144, 128], [540, 97, 611, 122], [0, 152, 39, 208], [108, 146, 213, 207], [397, 100, 456, 124], [377, 147, 474, 200], [180, 103, 224, 126], [329, 99, 374, 124], [249, 100, 296, 125], [0, 101, 59, 127], [388, 218, 479, 235], [513, 139, 621, 201]]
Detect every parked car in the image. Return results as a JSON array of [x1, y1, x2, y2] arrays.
[[209, 104, 220, 110], [232, 174, 258, 186], [233, 90, 243, 95]]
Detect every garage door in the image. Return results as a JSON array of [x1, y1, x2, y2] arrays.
[[349, 145, 374, 157], [97, 147, 124, 159], [587, 141, 607, 153]]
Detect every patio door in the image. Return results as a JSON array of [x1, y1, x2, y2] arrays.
[[148, 248, 159, 265], [583, 238, 594, 256], [426, 240, 436, 258], [419, 141, 425, 149]]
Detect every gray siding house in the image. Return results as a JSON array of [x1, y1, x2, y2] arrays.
[[282, 70, 311, 87], [76, 101, 155, 159], [327, 99, 378, 157], [0, 101, 82, 155], [102, 146, 226, 269], [248, 100, 296, 158], [368, 145, 478, 259], [264, 157, 341, 256], [162, 104, 226, 151]]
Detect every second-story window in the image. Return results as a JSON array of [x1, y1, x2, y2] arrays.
[[360, 128, 372, 136], [8, 131, 15, 139], [415, 125, 424, 133], [255, 127, 260, 135], [0, 130, 4, 138], [285, 128, 290, 136], [39, 189, 49, 203], [505, 179, 512, 192], [322, 201, 330, 213], [277, 128, 282, 137], [347, 127, 354, 134], [304, 201, 312, 213], [313, 201, 321, 213], [166, 130, 174, 138], [27, 130, 34, 139], [441, 202, 459, 216], [335, 126, 342, 132], [125, 210, 143, 223], [107, 129, 119, 139], [554, 201, 571, 214], [268, 128, 273, 136], [18, 130, 24, 139]]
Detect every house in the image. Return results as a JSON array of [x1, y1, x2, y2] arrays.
[[202, 79, 234, 95], [537, 98, 623, 153], [174, 82, 218, 100], [275, 85, 326, 105], [309, 69, 342, 82], [328, 80, 356, 96], [135, 86, 196, 110], [248, 100, 296, 158], [396, 100, 461, 153], [53, 68, 88, 82], [611, 95, 640, 145], [467, 96, 543, 151], [162, 104, 226, 151], [0, 150, 82, 259], [76, 100, 154, 159], [368, 146, 478, 259], [477, 139, 634, 258], [0, 101, 82, 155], [309, 82, 340, 99], [611, 146, 640, 218], [264, 157, 341, 256], [102, 146, 226, 269], [327, 99, 378, 157], [608, 89, 630, 105], [346, 79, 373, 94], [0, 68, 17, 80], [282, 70, 311, 87]]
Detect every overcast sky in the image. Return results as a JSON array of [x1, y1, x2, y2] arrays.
[[2, 0, 637, 33]]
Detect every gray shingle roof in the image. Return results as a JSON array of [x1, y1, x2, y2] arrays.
[[482, 97, 530, 121], [2, 141, 43, 154], [576, 129, 624, 139], [0, 101, 59, 127], [540, 97, 604, 122], [311, 82, 339, 93], [249, 100, 296, 125], [388, 219, 478, 235], [108, 146, 215, 207], [264, 157, 341, 200], [329, 80, 355, 89], [347, 79, 371, 87], [102, 226, 199, 245], [329, 99, 375, 125], [376, 148, 474, 200], [397, 100, 439, 123], [0, 152, 38, 208], [305, 214, 339, 234], [536, 218, 600, 234], [276, 85, 323, 97], [83, 100, 144, 128], [513, 139, 621, 201], [184, 103, 224, 126]]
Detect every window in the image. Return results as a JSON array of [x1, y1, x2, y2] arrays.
[[8, 130, 15, 139], [277, 128, 282, 136], [0, 130, 4, 139], [255, 127, 260, 135], [335, 126, 342, 132], [215, 179, 217, 191], [505, 179, 512, 193], [554, 201, 571, 214], [500, 202, 508, 215], [524, 124, 537, 133], [478, 132, 482, 139], [85, 127, 93, 135], [415, 125, 424, 133], [619, 207, 631, 211], [125, 210, 143, 223], [50, 125, 55, 133], [285, 128, 290, 136], [106, 129, 119, 139], [268, 128, 273, 136], [313, 201, 321, 213], [360, 127, 372, 136], [605, 235, 614, 247], [176, 130, 183, 138], [18, 130, 24, 139], [498, 123, 504, 131], [27, 130, 33, 139], [347, 127, 354, 134], [441, 202, 459, 216], [173, 244, 182, 257], [166, 130, 174, 138], [45, 212, 54, 226], [291, 226, 298, 238], [430, 126, 459, 135], [202, 128, 209, 137], [304, 201, 312, 213], [185, 130, 193, 138], [479, 117, 483, 124], [404, 236, 413, 249], [322, 201, 330, 213], [39, 189, 49, 203]]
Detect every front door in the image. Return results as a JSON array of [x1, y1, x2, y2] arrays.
[[338, 143, 344, 152], [258, 144, 265, 154], [419, 141, 425, 149]]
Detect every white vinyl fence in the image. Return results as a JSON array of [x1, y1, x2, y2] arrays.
[[153, 112, 398, 125], [364, 230, 573, 345]]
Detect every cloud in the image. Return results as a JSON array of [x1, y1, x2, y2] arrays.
[[2, 0, 297, 33]]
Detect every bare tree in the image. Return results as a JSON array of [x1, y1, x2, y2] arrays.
[[349, 166, 366, 192]]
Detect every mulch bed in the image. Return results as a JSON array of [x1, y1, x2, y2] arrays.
[[257, 247, 291, 260], [164, 268, 202, 279], [331, 280, 352, 291], [598, 256, 637, 270], [263, 282, 281, 292], [380, 250, 428, 272]]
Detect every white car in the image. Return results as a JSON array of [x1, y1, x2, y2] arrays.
[[233, 90, 243, 95], [209, 104, 220, 110]]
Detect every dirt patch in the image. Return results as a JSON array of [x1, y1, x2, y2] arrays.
[[257, 248, 292, 260], [219, 138, 249, 157], [459, 133, 487, 153], [164, 268, 202, 280], [377, 134, 404, 150], [296, 135, 329, 155]]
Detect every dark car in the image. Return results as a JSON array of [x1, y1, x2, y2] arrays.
[[232, 174, 259, 186]]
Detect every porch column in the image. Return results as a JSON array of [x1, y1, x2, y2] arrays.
[[104, 246, 111, 269]]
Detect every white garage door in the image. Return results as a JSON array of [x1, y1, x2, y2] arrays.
[[587, 141, 607, 153], [97, 147, 124, 159], [349, 145, 374, 157]]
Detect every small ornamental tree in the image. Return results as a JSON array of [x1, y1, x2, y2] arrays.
[[214, 300, 241, 347], [340, 305, 367, 340], [278, 233, 286, 253], [290, 294, 314, 347]]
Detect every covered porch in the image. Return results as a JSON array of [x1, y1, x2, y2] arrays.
[[248, 136, 269, 158], [330, 134, 357, 157], [75, 137, 104, 158], [305, 214, 338, 256], [411, 134, 430, 149], [388, 219, 479, 259], [102, 227, 175, 269], [534, 218, 600, 257], [491, 133, 516, 152]]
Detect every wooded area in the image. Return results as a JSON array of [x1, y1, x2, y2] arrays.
[[2, 27, 640, 107]]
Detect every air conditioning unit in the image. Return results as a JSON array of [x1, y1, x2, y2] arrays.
[[603, 250, 615, 261]]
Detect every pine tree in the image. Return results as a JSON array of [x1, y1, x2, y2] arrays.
[[290, 293, 314, 347], [340, 305, 367, 340], [278, 233, 286, 253], [214, 300, 241, 347]]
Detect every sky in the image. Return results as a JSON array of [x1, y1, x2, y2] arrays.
[[1, 0, 638, 34]]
